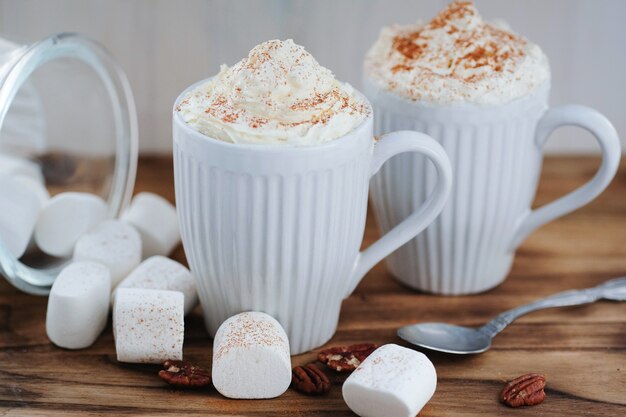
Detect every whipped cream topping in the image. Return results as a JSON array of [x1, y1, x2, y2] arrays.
[[364, 1, 550, 105], [177, 39, 370, 145]]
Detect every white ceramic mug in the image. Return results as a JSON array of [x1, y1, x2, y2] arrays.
[[173, 80, 452, 354], [365, 79, 621, 295]]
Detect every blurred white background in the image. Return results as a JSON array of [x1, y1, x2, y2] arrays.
[[0, 0, 624, 154]]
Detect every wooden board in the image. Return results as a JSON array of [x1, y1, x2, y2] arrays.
[[1, 156, 625, 416]]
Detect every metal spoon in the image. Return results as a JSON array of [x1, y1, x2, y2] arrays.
[[398, 277, 626, 354]]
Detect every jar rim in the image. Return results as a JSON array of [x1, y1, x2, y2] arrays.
[[0, 32, 138, 294]]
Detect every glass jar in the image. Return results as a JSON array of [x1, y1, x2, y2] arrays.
[[0, 33, 138, 294]]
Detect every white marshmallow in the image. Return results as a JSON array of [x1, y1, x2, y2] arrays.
[[35, 192, 108, 257], [342, 344, 437, 417], [14, 176, 51, 254], [113, 288, 184, 364], [115, 256, 197, 315], [212, 311, 291, 399], [121, 192, 180, 258], [46, 261, 111, 349], [0, 174, 43, 258], [12, 175, 50, 206], [0, 153, 44, 184], [73, 220, 141, 287]]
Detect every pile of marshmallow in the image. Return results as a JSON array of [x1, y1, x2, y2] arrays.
[[0, 154, 180, 261], [42, 191, 191, 358], [0, 154, 190, 359], [1, 154, 437, 417]]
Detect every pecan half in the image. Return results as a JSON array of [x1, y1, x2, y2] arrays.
[[291, 363, 331, 395], [500, 373, 546, 407], [158, 359, 212, 388], [318, 343, 378, 372]]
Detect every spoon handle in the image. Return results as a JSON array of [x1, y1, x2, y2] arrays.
[[479, 276, 626, 338]]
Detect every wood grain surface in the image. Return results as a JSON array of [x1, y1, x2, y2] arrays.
[[1, 156, 625, 416]]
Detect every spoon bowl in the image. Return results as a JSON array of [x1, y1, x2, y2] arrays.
[[398, 323, 492, 354], [398, 277, 626, 355]]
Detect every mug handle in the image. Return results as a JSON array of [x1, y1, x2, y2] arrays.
[[509, 105, 621, 250], [344, 131, 452, 297]]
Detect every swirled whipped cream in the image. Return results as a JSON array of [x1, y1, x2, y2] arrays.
[[364, 1, 550, 105], [176, 39, 370, 145]]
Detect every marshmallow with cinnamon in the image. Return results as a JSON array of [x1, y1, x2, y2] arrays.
[[212, 311, 291, 399], [113, 288, 184, 363]]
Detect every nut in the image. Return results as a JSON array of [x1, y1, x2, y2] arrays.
[[500, 373, 546, 407], [158, 359, 212, 388], [318, 343, 378, 372], [291, 363, 331, 395]]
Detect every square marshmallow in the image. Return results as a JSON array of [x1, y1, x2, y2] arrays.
[[342, 344, 437, 417], [113, 288, 184, 364]]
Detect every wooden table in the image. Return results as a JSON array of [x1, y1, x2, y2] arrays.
[[1, 157, 625, 416]]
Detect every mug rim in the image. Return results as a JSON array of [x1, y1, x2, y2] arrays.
[[173, 78, 374, 153]]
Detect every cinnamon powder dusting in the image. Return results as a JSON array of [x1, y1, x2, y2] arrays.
[[177, 39, 369, 144], [389, 0, 526, 83], [215, 312, 288, 360], [429, 0, 476, 29], [392, 32, 425, 61], [363, 0, 551, 104], [213, 39, 366, 132]]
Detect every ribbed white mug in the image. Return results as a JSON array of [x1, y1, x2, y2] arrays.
[[365, 78, 621, 295], [173, 80, 452, 354]]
